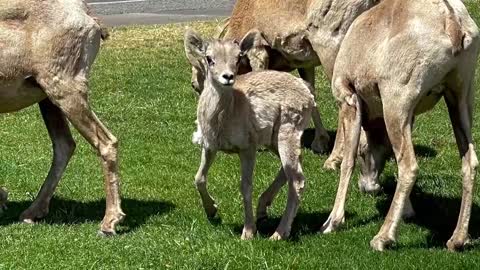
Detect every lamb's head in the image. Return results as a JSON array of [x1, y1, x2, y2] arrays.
[[184, 29, 257, 93]]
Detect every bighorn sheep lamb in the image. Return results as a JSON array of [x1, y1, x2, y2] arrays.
[[185, 30, 315, 240], [321, 0, 480, 251], [0, 0, 124, 235]]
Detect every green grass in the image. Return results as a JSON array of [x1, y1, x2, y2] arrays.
[[1, 3, 480, 269]]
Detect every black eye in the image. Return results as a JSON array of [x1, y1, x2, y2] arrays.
[[206, 56, 215, 66]]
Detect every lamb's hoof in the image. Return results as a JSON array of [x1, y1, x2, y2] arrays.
[[358, 179, 382, 195], [320, 215, 344, 234], [20, 205, 49, 224], [98, 229, 116, 237], [205, 204, 218, 219], [311, 136, 330, 154], [323, 157, 341, 171], [269, 231, 287, 241], [370, 235, 395, 251], [241, 226, 256, 240], [446, 236, 470, 252]]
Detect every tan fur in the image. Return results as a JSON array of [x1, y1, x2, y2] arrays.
[[185, 30, 314, 240], [321, 0, 480, 251], [0, 0, 124, 235]]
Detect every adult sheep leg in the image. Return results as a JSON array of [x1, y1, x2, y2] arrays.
[[38, 75, 125, 235], [324, 107, 345, 170], [445, 74, 478, 251], [370, 92, 417, 251], [358, 121, 415, 218], [321, 94, 361, 233], [298, 67, 330, 154], [256, 168, 287, 221], [357, 121, 389, 195], [20, 99, 76, 223]]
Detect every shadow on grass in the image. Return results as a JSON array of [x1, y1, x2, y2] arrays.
[[376, 175, 480, 248], [301, 128, 438, 158], [301, 129, 337, 154], [222, 210, 371, 241], [0, 197, 175, 234]]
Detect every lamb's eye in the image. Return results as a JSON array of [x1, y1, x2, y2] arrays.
[[206, 56, 215, 66]]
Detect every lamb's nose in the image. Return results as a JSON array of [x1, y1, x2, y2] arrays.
[[222, 73, 234, 81]]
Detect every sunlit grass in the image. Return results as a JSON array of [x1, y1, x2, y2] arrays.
[[0, 5, 479, 269]]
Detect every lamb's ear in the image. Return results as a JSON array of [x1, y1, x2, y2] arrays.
[[185, 29, 206, 65], [239, 29, 267, 55]]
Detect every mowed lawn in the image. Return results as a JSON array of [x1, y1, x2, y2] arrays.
[[1, 3, 480, 269]]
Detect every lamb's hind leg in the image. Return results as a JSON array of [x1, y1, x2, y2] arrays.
[[256, 168, 287, 221], [445, 76, 478, 251], [37, 76, 124, 235], [270, 126, 305, 240], [20, 99, 76, 223], [298, 67, 330, 154]]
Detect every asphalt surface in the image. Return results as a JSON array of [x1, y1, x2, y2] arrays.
[[87, 0, 235, 26]]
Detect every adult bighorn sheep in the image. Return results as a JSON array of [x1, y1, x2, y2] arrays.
[[0, 0, 125, 235], [185, 29, 315, 240], [321, 0, 480, 251]]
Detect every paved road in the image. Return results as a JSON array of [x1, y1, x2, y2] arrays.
[[87, 0, 235, 26]]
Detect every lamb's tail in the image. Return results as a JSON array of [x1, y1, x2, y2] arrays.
[[443, 0, 471, 55]]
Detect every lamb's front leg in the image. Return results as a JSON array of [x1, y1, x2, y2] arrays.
[[195, 148, 218, 218], [239, 148, 257, 240]]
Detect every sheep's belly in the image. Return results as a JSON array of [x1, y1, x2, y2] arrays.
[[0, 79, 46, 113], [414, 92, 443, 115], [216, 127, 275, 153], [256, 126, 275, 147]]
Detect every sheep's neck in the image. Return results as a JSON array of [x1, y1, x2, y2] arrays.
[[198, 77, 234, 148]]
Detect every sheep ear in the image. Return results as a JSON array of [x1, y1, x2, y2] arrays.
[[185, 29, 206, 64], [239, 29, 267, 54]]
